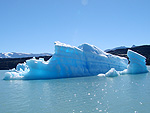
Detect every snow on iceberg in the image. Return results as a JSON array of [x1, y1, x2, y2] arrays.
[[121, 50, 148, 74], [3, 41, 128, 80]]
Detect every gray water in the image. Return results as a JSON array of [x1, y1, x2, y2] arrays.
[[0, 67, 150, 113]]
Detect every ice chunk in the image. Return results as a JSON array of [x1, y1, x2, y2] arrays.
[[122, 50, 148, 74], [105, 68, 120, 77], [4, 72, 24, 80], [3, 42, 128, 80], [16, 63, 28, 71]]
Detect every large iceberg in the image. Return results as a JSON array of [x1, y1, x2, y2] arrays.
[[4, 42, 128, 80]]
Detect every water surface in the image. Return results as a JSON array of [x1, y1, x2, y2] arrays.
[[0, 67, 150, 113]]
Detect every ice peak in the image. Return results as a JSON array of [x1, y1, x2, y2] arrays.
[[78, 43, 106, 55], [54, 41, 73, 48], [127, 49, 146, 60]]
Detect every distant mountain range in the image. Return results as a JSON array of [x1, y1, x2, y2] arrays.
[[104, 46, 128, 52], [0, 52, 52, 58], [105, 45, 150, 65], [104, 45, 137, 52]]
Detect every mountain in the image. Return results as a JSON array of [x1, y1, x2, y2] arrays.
[[0, 52, 52, 58], [104, 46, 128, 52], [0, 56, 52, 70], [105, 45, 150, 65], [0, 52, 52, 70]]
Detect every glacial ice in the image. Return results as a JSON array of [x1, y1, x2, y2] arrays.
[[105, 68, 120, 77], [4, 41, 128, 80], [120, 50, 148, 74], [16, 63, 29, 71]]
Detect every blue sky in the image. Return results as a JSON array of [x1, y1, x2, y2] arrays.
[[0, 0, 150, 53]]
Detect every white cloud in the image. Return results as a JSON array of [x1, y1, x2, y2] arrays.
[[81, 0, 88, 6]]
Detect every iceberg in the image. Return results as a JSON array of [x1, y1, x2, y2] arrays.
[[105, 68, 120, 77], [121, 50, 148, 74], [4, 41, 128, 80]]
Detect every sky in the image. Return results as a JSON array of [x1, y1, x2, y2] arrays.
[[0, 0, 150, 54]]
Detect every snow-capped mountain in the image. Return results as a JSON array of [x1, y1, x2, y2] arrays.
[[104, 46, 128, 52], [0, 52, 52, 58]]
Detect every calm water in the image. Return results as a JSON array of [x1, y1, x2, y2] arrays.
[[0, 67, 150, 113]]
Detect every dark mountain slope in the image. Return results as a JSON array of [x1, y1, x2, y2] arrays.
[[0, 56, 52, 70]]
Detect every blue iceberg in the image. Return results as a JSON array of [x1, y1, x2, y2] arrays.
[[4, 41, 128, 80], [120, 49, 148, 74]]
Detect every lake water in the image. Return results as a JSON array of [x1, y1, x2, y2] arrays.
[[0, 67, 150, 113]]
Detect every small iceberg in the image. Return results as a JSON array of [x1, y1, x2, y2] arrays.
[[105, 68, 120, 77], [105, 50, 149, 77], [121, 50, 148, 74]]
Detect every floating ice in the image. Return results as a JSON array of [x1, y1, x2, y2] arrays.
[[16, 63, 29, 71], [121, 50, 148, 74], [4, 41, 128, 80], [105, 68, 120, 77]]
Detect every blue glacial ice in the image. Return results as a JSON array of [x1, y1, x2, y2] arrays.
[[4, 41, 128, 80], [105, 50, 149, 77], [120, 49, 148, 74]]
